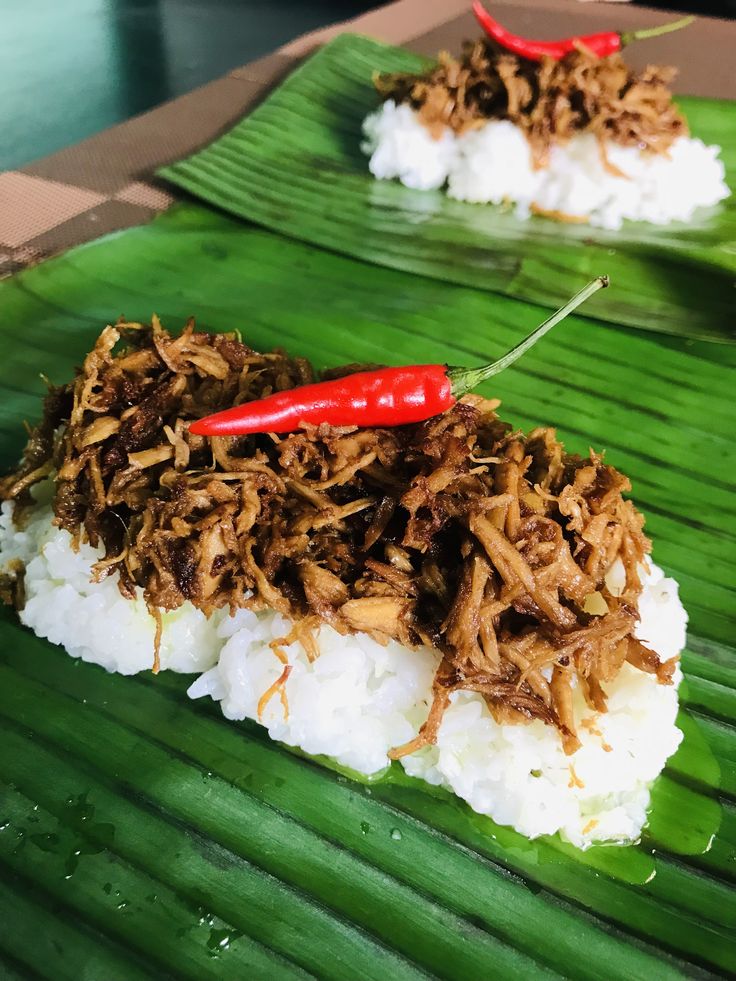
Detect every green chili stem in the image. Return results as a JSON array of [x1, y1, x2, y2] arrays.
[[622, 15, 694, 46], [447, 275, 609, 398]]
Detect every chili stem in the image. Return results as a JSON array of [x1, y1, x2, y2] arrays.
[[447, 276, 609, 396], [622, 15, 694, 46]]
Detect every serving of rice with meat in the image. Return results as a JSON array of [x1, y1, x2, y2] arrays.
[[361, 39, 729, 229], [0, 319, 686, 848]]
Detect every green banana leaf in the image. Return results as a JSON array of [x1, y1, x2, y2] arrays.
[[0, 202, 735, 979], [158, 34, 736, 343]]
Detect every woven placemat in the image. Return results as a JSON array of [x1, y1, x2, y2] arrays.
[[2, 0, 734, 276]]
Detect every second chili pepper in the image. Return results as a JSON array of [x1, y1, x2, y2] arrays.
[[472, 1, 693, 62], [189, 276, 608, 437]]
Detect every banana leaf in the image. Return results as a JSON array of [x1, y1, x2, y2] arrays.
[[0, 202, 735, 979], [158, 34, 736, 343]]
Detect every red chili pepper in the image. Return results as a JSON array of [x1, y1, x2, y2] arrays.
[[189, 277, 608, 437], [472, 1, 693, 62]]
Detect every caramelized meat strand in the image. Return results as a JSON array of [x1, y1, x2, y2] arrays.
[[1, 318, 668, 754]]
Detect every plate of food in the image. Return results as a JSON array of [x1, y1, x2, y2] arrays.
[[4, 274, 695, 849], [159, 7, 735, 340], [1, 7, 734, 981], [364, 5, 727, 229], [0, 197, 735, 979]]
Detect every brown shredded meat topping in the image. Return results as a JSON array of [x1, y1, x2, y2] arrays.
[[375, 39, 687, 166], [1, 319, 676, 753]]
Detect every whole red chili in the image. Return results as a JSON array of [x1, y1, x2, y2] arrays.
[[189, 277, 608, 437], [472, 1, 694, 62]]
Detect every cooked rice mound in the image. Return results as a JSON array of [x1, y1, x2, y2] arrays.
[[0, 495, 685, 847], [0, 319, 687, 846], [362, 40, 729, 228]]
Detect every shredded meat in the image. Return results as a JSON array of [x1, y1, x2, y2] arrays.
[[0, 318, 674, 753], [375, 39, 687, 166]]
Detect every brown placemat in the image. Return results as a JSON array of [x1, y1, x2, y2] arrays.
[[2, 0, 734, 276]]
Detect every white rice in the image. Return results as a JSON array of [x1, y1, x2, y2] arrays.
[[1, 486, 686, 848], [361, 100, 730, 229], [0, 485, 221, 675]]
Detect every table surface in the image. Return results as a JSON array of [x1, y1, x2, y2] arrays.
[[2, 0, 733, 173], [1, 0, 381, 171]]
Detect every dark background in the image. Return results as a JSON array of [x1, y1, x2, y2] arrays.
[[3, 0, 733, 171]]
